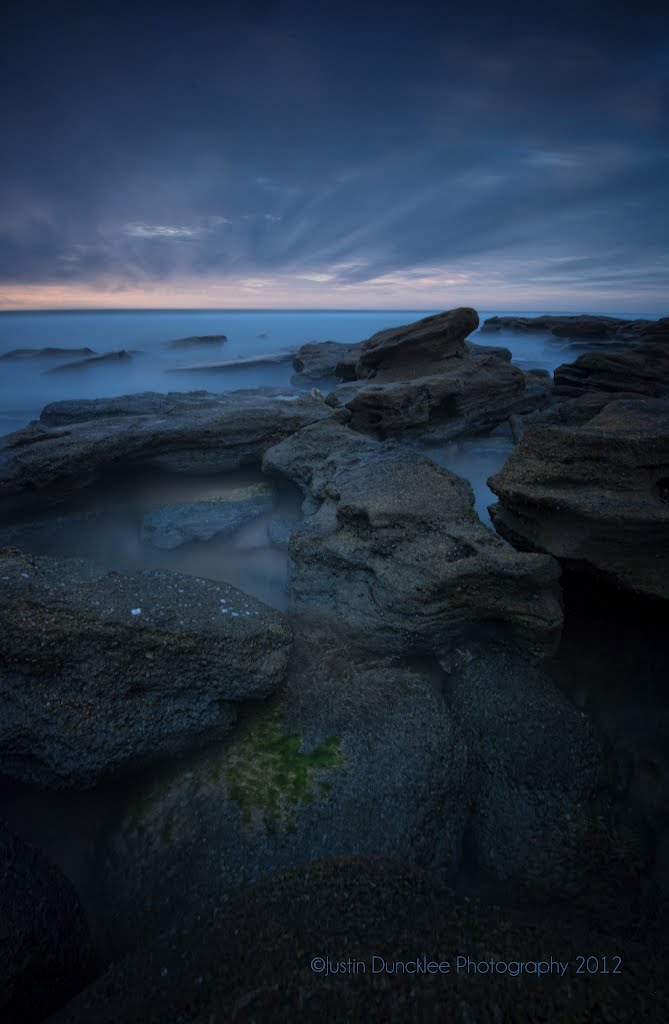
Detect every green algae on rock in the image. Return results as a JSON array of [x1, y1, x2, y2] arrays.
[[224, 719, 346, 831]]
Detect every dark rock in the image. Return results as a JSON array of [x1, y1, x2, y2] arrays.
[[481, 313, 665, 342], [354, 307, 479, 378], [0, 347, 97, 362], [554, 334, 669, 398], [292, 340, 360, 380], [0, 547, 292, 788], [263, 420, 563, 660], [0, 389, 335, 498], [141, 483, 277, 550], [164, 334, 227, 349], [446, 650, 606, 879], [43, 350, 136, 374], [488, 399, 669, 600], [0, 821, 98, 1023], [96, 629, 471, 954], [466, 339, 513, 361], [326, 358, 550, 440], [47, 856, 667, 1023]]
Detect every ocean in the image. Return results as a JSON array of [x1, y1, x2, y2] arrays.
[[0, 307, 661, 437]]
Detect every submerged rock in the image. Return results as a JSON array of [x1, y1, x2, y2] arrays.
[[0, 822, 98, 1023], [141, 483, 277, 550], [0, 347, 97, 362], [43, 350, 136, 374], [164, 334, 227, 349], [488, 399, 669, 600], [0, 389, 335, 498], [97, 628, 471, 954], [263, 420, 563, 660], [0, 547, 292, 788]]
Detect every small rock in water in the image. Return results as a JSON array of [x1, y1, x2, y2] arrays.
[[141, 483, 278, 550]]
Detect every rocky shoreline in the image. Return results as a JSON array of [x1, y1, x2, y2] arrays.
[[1, 307, 667, 1021]]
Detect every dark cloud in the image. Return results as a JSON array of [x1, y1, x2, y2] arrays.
[[0, 0, 667, 305]]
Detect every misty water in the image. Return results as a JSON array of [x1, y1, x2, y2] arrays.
[[1, 307, 667, 960]]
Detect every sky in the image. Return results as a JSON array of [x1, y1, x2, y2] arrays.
[[0, 0, 667, 312]]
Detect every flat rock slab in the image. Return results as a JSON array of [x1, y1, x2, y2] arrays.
[[141, 483, 277, 549], [482, 314, 668, 342], [488, 399, 669, 600], [0, 388, 335, 498], [0, 547, 292, 788], [263, 420, 563, 660], [43, 350, 135, 374]]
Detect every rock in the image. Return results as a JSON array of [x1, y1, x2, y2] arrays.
[[292, 340, 360, 380], [141, 483, 277, 550], [488, 399, 669, 600], [445, 650, 606, 879], [0, 547, 292, 788], [95, 627, 470, 954], [42, 350, 136, 374], [47, 856, 667, 1023], [0, 389, 335, 498], [0, 347, 97, 362], [0, 821, 98, 1023], [553, 334, 669, 399], [481, 313, 666, 342], [164, 334, 227, 349], [326, 358, 550, 440], [168, 351, 295, 372], [354, 307, 479, 378], [263, 420, 563, 660], [466, 339, 513, 361]]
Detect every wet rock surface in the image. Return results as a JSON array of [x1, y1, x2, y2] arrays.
[[140, 482, 277, 549], [0, 547, 292, 788], [264, 419, 563, 659], [0, 389, 335, 497], [488, 399, 669, 600], [1, 821, 98, 1024], [163, 334, 227, 349], [48, 856, 668, 1024], [96, 629, 471, 954], [43, 350, 137, 374]]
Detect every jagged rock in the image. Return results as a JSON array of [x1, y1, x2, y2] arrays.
[[353, 307, 479, 378], [488, 399, 669, 600], [553, 334, 669, 398], [263, 420, 562, 659], [141, 483, 277, 550], [482, 313, 667, 342], [95, 629, 471, 955], [0, 347, 97, 362], [325, 358, 550, 440], [164, 334, 227, 349], [0, 547, 292, 788], [0, 821, 98, 1023], [0, 389, 335, 498], [292, 341, 360, 380]]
